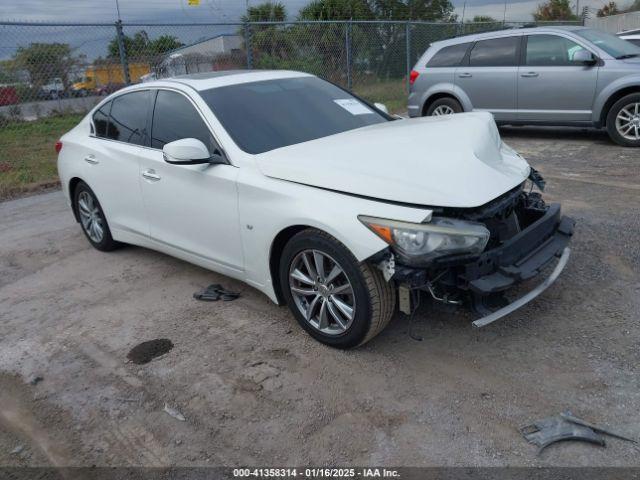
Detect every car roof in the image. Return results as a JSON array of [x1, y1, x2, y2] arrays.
[[431, 25, 588, 47], [148, 69, 312, 91]]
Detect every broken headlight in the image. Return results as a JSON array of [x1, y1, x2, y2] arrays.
[[359, 215, 490, 266]]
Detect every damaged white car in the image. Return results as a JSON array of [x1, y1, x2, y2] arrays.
[[57, 70, 574, 348]]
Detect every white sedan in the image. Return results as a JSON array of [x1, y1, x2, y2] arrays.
[[57, 70, 574, 348]]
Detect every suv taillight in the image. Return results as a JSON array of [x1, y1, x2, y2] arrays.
[[409, 70, 420, 86], [55, 141, 63, 154]]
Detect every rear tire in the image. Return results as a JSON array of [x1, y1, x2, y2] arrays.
[[426, 97, 462, 116], [73, 181, 120, 252], [606, 93, 640, 147], [279, 229, 396, 349]]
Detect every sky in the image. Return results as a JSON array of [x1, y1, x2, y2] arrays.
[[0, 0, 625, 24], [0, 0, 623, 61]]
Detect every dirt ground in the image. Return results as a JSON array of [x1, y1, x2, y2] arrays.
[[1, 126, 639, 468]]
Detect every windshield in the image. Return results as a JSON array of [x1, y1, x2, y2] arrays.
[[200, 76, 389, 154], [575, 28, 640, 58]]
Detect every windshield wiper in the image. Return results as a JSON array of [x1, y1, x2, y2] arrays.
[[616, 54, 640, 59]]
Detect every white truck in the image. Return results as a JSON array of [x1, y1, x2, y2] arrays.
[[41, 78, 65, 99]]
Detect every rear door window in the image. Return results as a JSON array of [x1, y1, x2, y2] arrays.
[[151, 90, 218, 154], [469, 37, 520, 67], [106, 90, 150, 146], [427, 43, 471, 67]]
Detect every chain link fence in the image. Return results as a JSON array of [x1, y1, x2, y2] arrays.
[[0, 19, 581, 198]]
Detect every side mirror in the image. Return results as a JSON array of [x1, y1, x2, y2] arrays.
[[374, 102, 389, 114], [573, 49, 597, 65], [163, 138, 224, 165]]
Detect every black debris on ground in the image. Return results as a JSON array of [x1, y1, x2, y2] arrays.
[[126, 339, 174, 365], [193, 284, 240, 302]]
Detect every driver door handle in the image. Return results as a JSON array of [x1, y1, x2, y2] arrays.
[[84, 155, 99, 165], [521, 72, 539, 78], [458, 72, 472, 78], [142, 169, 161, 181]]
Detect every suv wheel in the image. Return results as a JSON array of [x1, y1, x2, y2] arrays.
[[606, 93, 640, 147], [74, 181, 120, 251], [426, 97, 462, 116], [279, 229, 396, 349]]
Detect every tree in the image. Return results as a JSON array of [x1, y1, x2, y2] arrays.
[[533, 0, 578, 20], [469, 15, 498, 22], [372, 0, 457, 22], [12, 43, 82, 87], [107, 31, 183, 61], [299, 0, 375, 20], [239, 2, 293, 66], [627, 0, 640, 11], [463, 15, 502, 34], [597, 1, 619, 15], [241, 1, 287, 21]]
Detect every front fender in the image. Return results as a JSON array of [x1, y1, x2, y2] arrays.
[[237, 170, 432, 303], [592, 74, 640, 124]]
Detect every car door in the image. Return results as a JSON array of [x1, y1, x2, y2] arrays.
[[518, 34, 598, 122], [82, 91, 151, 240], [139, 88, 243, 275], [455, 35, 521, 121]]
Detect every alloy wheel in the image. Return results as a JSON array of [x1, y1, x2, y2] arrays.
[[615, 102, 640, 141], [432, 105, 455, 116], [78, 191, 104, 243], [288, 249, 356, 336]]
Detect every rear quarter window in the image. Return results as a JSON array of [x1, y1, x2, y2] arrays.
[[426, 43, 471, 67], [92, 101, 111, 138]]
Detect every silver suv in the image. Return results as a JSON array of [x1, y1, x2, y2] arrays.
[[408, 26, 640, 146]]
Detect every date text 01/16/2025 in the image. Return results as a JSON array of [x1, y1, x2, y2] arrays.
[[232, 468, 400, 478]]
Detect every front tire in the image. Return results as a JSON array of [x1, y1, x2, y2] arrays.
[[279, 229, 396, 349], [73, 181, 120, 251], [606, 93, 640, 147], [426, 97, 462, 116]]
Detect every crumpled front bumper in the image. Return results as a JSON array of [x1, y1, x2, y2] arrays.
[[457, 203, 574, 296], [393, 202, 575, 327]]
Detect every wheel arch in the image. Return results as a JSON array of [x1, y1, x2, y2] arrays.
[[422, 92, 463, 116], [595, 83, 640, 127], [269, 225, 313, 305], [68, 177, 84, 222]]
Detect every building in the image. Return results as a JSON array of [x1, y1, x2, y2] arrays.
[[154, 34, 245, 78]]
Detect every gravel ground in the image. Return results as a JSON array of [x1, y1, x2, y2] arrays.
[[0, 126, 639, 468]]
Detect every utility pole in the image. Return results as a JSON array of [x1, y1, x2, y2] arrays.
[[115, 0, 122, 21]]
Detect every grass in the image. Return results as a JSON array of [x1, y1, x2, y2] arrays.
[[0, 114, 83, 200], [353, 79, 408, 115]]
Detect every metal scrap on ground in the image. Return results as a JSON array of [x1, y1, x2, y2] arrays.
[[520, 411, 637, 455]]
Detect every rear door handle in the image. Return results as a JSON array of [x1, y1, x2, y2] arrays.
[[458, 72, 472, 78], [84, 155, 99, 165], [142, 169, 161, 182], [521, 72, 539, 78]]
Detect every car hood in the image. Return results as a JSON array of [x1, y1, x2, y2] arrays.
[[255, 111, 530, 208]]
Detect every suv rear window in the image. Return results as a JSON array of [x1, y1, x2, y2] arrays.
[[427, 43, 471, 67], [469, 36, 519, 67]]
